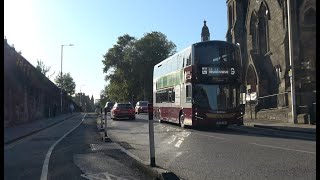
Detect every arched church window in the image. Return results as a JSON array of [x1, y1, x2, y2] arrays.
[[258, 2, 270, 55], [250, 12, 259, 54], [228, 5, 233, 28]]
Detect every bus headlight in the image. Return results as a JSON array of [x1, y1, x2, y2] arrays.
[[195, 112, 197, 115]]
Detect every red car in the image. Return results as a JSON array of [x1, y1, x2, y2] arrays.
[[111, 103, 135, 120], [135, 101, 149, 114]]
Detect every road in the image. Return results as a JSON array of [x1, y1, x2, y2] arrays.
[[106, 113, 316, 180], [4, 113, 152, 180]]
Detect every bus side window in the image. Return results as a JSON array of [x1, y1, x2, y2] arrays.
[[172, 89, 175, 103], [186, 54, 191, 66], [186, 85, 192, 103]]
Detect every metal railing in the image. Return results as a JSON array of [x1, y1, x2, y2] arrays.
[[256, 92, 289, 110]]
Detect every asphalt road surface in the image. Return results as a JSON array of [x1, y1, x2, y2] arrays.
[[4, 113, 152, 180], [106, 113, 316, 180]]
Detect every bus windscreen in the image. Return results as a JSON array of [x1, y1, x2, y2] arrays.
[[193, 84, 239, 111], [195, 42, 240, 65]]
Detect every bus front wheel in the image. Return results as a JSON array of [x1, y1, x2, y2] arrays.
[[179, 114, 185, 128]]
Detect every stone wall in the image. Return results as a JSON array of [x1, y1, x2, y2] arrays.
[[244, 105, 290, 123], [4, 39, 80, 127]]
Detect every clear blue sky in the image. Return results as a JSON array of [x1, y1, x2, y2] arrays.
[[4, 0, 228, 100]]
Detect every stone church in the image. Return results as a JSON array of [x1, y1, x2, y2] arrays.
[[225, 0, 316, 123]]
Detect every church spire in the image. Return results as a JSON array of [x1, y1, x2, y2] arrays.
[[201, 20, 210, 42]]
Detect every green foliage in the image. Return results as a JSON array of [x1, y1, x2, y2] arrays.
[[54, 72, 76, 96], [36, 59, 54, 78], [101, 31, 176, 103]]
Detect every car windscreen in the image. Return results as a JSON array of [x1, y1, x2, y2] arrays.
[[117, 104, 133, 109], [139, 102, 148, 106]]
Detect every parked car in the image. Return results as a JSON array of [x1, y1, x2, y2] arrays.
[[111, 102, 135, 120], [135, 101, 149, 114], [105, 102, 114, 112]]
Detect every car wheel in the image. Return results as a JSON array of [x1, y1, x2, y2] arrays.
[[179, 114, 185, 128]]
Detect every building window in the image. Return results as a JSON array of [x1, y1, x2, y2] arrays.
[[258, 3, 269, 55], [228, 5, 233, 28], [250, 12, 259, 54]]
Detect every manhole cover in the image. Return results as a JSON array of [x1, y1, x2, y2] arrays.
[[90, 143, 122, 151]]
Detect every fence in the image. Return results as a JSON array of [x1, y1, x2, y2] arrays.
[[255, 92, 289, 111], [245, 90, 316, 123]]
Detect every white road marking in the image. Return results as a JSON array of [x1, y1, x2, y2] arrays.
[[175, 152, 182, 158], [40, 114, 87, 180], [181, 131, 191, 138], [168, 135, 177, 144], [81, 172, 139, 180], [174, 140, 183, 148], [154, 124, 162, 128], [81, 173, 112, 180], [250, 142, 316, 154]]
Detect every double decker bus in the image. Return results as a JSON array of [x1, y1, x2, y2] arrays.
[[153, 40, 244, 128]]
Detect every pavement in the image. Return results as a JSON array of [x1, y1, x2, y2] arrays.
[[243, 117, 316, 134], [4, 113, 80, 145]]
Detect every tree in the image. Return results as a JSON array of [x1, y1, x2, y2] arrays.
[[36, 59, 55, 78], [101, 31, 176, 102], [54, 72, 76, 96]]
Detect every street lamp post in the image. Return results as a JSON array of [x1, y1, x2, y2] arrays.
[[287, 0, 297, 123], [60, 44, 74, 113]]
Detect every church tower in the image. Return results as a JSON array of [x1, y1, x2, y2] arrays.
[[201, 20, 210, 42]]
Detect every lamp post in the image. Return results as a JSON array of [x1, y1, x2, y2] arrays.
[[60, 44, 74, 113], [287, 0, 297, 123]]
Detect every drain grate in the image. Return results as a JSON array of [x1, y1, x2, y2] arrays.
[[90, 143, 122, 151]]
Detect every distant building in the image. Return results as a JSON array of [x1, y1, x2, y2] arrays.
[[73, 93, 95, 112], [201, 20, 210, 42], [226, 0, 316, 122]]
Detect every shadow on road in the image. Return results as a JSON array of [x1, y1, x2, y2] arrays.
[[157, 121, 316, 142]]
